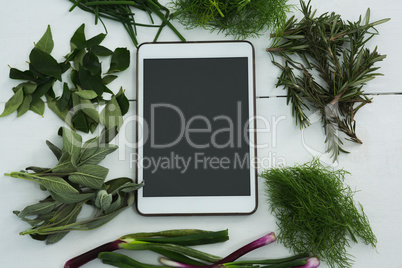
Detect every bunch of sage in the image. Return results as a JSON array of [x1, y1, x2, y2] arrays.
[[5, 127, 143, 244], [1, 24, 130, 139]]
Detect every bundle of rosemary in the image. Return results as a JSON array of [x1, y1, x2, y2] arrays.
[[261, 159, 376, 268], [170, 0, 290, 39], [266, 0, 390, 161]]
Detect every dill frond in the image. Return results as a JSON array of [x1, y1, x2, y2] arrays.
[[261, 159, 377, 268]]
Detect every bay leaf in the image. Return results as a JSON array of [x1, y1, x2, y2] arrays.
[[86, 33, 106, 48], [9, 68, 35, 81], [70, 24, 86, 50], [0, 88, 24, 117], [29, 48, 62, 81], [46, 95, 75, 130], [36, 25, 54, 54], [75, 90, 97, 100], [107, 47, 130, 74], [91, 45, 113, 56], [100, 95, 123, 131], [83, 51, 101, 75], [80, 98, 99, 123], [17, 94, 33, 117], [102, 75, 117, 85], [78, 66, 104, 96], [30, 98, 45, 117], [116, 87, 129, 116], [69, 164, 109, 189]]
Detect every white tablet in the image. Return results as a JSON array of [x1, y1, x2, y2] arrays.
[[136, 41, 257, 215]]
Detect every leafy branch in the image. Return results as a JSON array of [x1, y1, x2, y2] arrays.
[[5, 127, 143, 244], [266, 0, 390, 161]]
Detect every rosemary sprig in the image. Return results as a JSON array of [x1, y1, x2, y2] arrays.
[[267, 0, 390, 161], [261, 159, 377, 268]]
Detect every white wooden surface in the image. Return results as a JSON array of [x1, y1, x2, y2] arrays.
[[0, 1, 401, 267]]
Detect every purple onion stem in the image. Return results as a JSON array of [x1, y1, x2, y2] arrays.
[[215, 232, 277, 264], [64, 239, 126, 268], [294, 257, 320, 268]]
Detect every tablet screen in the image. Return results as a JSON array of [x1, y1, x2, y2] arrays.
[[142, 57, 250, 197]]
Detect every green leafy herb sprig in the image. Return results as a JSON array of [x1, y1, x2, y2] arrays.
[[68, 0, 186, 47], [261, 158, 376, 268], [170, 0, 290, 39], [5, 127, 143, 244], [266, 0, 390, 161], [1, 24, 130, 138]]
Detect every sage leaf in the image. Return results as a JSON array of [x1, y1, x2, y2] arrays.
[[107, 47, 130, 74], [60, 127, 82, 162], [79, 137, 99, 162], [17, 94, 33, 117], [87, 33, 107, 48], [75, 90, 98, 100], [46, 205, 81, 245], [29, 48, 62, 81], [49, 191, 94, 204], [83, 51, 101, 75], [30, 98, 45, 117], [106, 177, 132, 194], [17, 201, 58, 218], [46, 140, 62, 160], [104, 194, 122, 214], [52, 152, 77, 173], [0, 87, 24, 117], [102, 75, 117, 85], [79, 144, 118, 166], [39, 176, 78, 193], [71, 24, 86, 50], [120, 182, 144, 193], [116, 87, 129, 116], [36, 25, 54, 54], [26, 166, 51, 173], [91, 45, 113, 56], [95, 190, 113, 211], [69, 164, 109, 189], [84, 207, 125, 230], [100, 95, 123, 131]]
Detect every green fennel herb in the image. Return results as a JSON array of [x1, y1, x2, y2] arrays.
[[261, 159, 377, 268], [266, 0, 390, 161], [170, 0, 290, 39]]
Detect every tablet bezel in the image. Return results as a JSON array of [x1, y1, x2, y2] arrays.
[[136, 41, 257, 215]]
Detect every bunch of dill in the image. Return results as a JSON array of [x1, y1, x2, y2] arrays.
[[261, 159, 376, 268], [170, 0, 290, 39]]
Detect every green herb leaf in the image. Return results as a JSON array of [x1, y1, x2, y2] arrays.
[[46, 140, 62, 160], [100, 95, 124, 131], [0, 88, 24, 117], [36, 25, 54, 54], [60, 127, 82, 162], [79, 144, 117, 166], [9, 68, 35, 80], [29, 48, 62, 81], [69, 164, 109, 189], [30, 98, 45, 117], [17, 95, 33, 117], [57, 83, 72, 111], [116, 87, 129, 115], [17, 201, 58, 218], [102, 75, 118, 85], [46, 95, 74, 130], [31, 79, 54, 102], [107, 48, 130, 74], [49, 191, 94, 204], [52, 152, 77, 173], [39, 176, 79, 193], [78, 66, 104, 96], [91, 45, 113, 56], [75, 90, 98, 100], [95, 190, 113, 211], [71, 24, 86, 50], [83, 51, 101, 75], [80, 98, 99, 124], [87, 33, 106, 48]]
